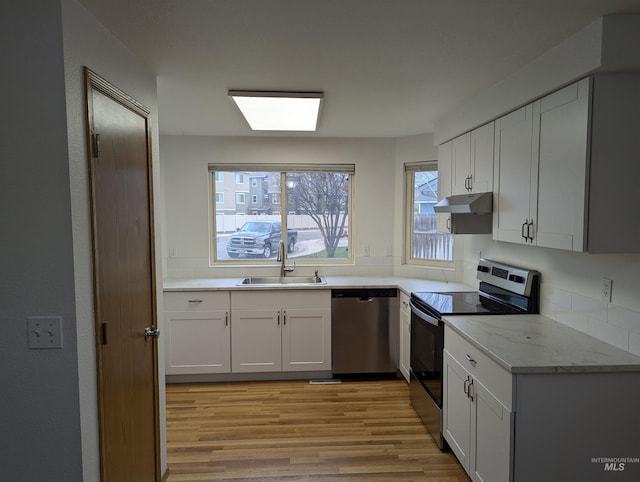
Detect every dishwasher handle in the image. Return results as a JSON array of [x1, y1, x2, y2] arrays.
[[357, 297, 374, 303]]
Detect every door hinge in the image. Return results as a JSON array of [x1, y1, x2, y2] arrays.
[[101, 322, 108, 345], [93, 133, 101, 158]]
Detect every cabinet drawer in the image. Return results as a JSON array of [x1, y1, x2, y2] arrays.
[[399, 291, 410, 315], [164, 291, 230, 312], [444, 326, 512, 409], [231, 289, 330, 310]]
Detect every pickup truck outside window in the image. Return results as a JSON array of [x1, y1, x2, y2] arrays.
[[210, 168, 352, 263]]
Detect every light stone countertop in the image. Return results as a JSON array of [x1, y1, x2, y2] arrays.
[[444, 314, 640, 374], [163, 276, 474, 295]]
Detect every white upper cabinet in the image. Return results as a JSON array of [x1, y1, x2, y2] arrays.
[[493, 104, 539, 245], [451, 132, 472, 195], [536, 79, 590, 251], [494, 74, 640, 253], [437, 141, 453, 233], [452, 123, 494, 195], [470, 122, 495, 193]]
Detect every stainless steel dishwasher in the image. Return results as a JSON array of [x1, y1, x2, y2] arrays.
[[331, 288, 399, 375]]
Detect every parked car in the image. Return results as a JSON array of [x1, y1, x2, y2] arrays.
[[226, 221, 297, 258]]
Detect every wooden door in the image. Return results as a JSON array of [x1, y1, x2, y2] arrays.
[[86, 69, 159, 481]]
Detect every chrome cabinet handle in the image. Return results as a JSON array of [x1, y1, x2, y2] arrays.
[[446, 216, 451, 232], [188, 299, 203, 304], [521, 220, 528, 240], [528, 220, 534, 242], [465, 354, 477, 366], [463, 376, 469, 396], [468, 379, 474, 402], [283, 310, 286, 325], [225, 312, 228, 326], [277, 312, 280, 325]]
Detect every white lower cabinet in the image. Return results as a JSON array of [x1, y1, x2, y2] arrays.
[[444, 327, 512, 482], [399, 291, 411, 382], [163, 291, 231, 375], [230, 290, 331, 373]]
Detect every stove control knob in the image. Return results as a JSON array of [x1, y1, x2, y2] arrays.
[[508, 274, 524, 283], [477, 265, 490, 273]]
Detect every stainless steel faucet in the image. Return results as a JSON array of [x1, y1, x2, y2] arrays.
[[277, 239, 295, 277]]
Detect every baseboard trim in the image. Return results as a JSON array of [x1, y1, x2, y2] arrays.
[[161, 466, 170, 482]]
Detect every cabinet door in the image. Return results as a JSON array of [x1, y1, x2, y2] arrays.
[[231, 309, 281, 372], [282, 308, 331, 371], [164, 310, 230, 375], [471, 122, 494, 193], [536, 78, 590, 251], [443, 350, 472, 473], [437, 141, 453, 233], [452, 132, 472, 195], [399, 293, 411, 382], [493, 104, 539, 244], [473, 379, 512, 482]]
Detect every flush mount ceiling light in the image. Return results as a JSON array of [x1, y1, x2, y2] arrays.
[[228, 90, 323, 131]]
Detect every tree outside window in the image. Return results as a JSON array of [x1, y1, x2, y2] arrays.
[[211, 167, 352, 262]]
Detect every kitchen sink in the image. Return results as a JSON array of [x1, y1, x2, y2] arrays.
[[237, 276, 326, 286]]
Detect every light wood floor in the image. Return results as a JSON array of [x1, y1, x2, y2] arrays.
[[165, 379, 470, 481]]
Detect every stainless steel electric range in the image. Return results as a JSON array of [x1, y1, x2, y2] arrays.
[[409, 258, 540, 449]]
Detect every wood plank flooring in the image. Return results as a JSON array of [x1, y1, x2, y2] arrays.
[[166, 379, 470, 481]]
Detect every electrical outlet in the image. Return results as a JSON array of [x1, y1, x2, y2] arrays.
[[27, 316, 63, 349], [363, 246, 370, 257], [601, 278, 613, 302]]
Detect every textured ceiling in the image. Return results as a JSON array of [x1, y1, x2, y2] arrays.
[[78, 0, 640, 137]]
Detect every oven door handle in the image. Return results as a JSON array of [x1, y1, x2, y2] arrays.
[[409, 300, 440, 327]]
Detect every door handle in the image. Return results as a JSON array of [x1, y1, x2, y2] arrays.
[[144, 327, 160, 339]]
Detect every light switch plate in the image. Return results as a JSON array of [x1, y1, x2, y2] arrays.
[[27, 316, 63, 349]]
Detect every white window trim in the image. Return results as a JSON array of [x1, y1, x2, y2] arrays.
[[404, 162, 454, 268], [209, 166, 354, 266]]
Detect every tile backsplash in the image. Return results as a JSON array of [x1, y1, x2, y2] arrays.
[[541, 283, 640, 356]]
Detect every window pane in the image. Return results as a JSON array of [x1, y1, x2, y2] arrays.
[[214, 171, 281, 260], [410, 170, 453, 262], [285, 172, 350, 260]]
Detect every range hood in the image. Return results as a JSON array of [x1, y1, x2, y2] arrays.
[[433, 192, 492, 214]]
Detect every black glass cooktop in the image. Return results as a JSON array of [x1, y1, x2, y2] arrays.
[[411, 291, 522, 317]]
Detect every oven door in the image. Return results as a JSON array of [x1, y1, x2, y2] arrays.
[[409, 300, 443, 407]]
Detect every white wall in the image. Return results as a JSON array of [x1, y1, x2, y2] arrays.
[[0, 2, 83, 480], [161, 135, 403, 279], [434, 14, 640, 356], [62, 0, 166, 478]]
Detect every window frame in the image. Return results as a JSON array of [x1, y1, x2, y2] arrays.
[[405, 161, 454, 268], [209, 164, 354, 266]]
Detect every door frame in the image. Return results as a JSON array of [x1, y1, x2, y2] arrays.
[[84, 67, 161, 480]]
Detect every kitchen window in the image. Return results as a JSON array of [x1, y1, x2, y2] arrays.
[[209, 165, 353, 264], [405, 162, 453, 266]]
